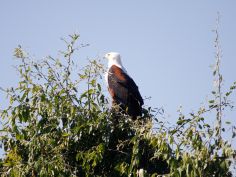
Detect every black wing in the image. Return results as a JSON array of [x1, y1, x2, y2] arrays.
[[108, 65, 143, 117]]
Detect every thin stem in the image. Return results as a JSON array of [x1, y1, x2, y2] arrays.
[[214, 12, 223, 140]]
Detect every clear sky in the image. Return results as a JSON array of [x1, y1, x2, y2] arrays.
[[0, 1, 236, 150]]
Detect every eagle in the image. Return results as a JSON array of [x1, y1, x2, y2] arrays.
[[104, 52, 143, 119]]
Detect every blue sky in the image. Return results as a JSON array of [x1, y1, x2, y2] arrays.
[[0, 1, 236, 149]]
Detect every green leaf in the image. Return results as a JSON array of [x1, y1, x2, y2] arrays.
[[62, 133, 70, 137], [97, 83, 101, 92], [209, 100, 214, 104]]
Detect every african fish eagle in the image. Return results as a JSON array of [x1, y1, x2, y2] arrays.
[[104, 52, 143, 119]]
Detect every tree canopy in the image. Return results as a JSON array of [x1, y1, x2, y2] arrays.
[[0, 33, 235, 177]]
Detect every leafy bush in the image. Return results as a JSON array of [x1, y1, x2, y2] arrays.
[[0, 33, 235, 177]]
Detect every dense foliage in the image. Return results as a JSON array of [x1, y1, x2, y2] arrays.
[[0, 34, 235, 177]]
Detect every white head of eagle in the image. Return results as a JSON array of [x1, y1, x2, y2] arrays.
[[104, 52, 143, 119]]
